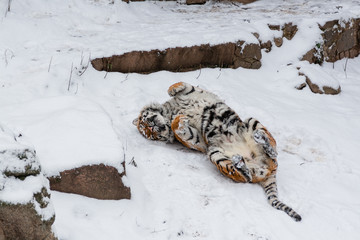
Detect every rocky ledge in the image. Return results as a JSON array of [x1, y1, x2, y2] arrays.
[[91, 41, 262, 74], [92, 18, 359, 96]]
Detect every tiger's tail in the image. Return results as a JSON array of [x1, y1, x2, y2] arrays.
[[260, 174, 302, 222]]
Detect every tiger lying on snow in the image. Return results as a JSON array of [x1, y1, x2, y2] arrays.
[[133, 82, 301, 222]]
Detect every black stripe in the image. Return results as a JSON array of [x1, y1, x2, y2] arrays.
[[227, 115, 240, 127], [236, 168, 251, 182], [266, 189, 277, 195], [252, 120, 260, 131], [284, 207, 291, 213], [225, 162, 232, 172], [185, 127, 194, 141], [217, 110, 234, 123], [268, 194, 277, 200], [216, 158, 228, 165], [209, 150, 220, 158], [195, 134, 200, 144], [185, 86, 195, 95], [264, 182, 276, 190], [206, 130, 216, 139], [223, 130, 233, 137]]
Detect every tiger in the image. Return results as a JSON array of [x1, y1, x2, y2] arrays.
[[133, 82, 302, 222]]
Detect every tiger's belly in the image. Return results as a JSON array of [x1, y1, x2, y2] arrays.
[[221, 137, 271, 183]]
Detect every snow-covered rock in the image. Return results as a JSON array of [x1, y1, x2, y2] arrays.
[[0, 124, 57, 240]]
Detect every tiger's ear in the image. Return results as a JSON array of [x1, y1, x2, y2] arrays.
[[132, 118, 139, 126]]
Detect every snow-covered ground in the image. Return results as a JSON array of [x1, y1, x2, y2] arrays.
[[1, 0, 360, 239]]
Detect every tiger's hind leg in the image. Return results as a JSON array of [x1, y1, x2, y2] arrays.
[[207, 146, 252, 183], [260, 174, 302, 222], [245, 118, 278, 159], [168, 82, 196, 97], [171, 115, 207, 153]]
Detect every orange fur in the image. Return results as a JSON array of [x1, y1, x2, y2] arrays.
[[168, 82, 185, 95], [171, 115, 206, 153], [215, 160, 248, 183]]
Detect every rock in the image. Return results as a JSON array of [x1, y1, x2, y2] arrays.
[[91, 40, 262, 74], [282, 23, 298, 40], [274, 37, 283, 47], [186, 0, 206, 5], [297, 64, 341, 95], [49, 163, 131, 200], [295, 82, 307, 90], [0, 202, 56, 240], [268, 24, 280, 31], [0, 125, 57, 240], [234, 41, 262, 69], [302, 18, 360, 64], [260, 40, 272, 53]]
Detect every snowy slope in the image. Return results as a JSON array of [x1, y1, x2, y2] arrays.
[[1, 0, 360, 240]]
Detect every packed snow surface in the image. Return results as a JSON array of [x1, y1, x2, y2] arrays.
[[1, 0, 360, 239]]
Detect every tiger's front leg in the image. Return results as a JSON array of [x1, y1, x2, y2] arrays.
[[171, 115, 207, 153]]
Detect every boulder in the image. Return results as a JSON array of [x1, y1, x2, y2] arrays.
[[303, 18, 360, 63], [0, 125, 57, 240], [49, 163, 131, 200]]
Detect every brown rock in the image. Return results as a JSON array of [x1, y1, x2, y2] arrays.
[[320, 18, 360, 62], [299, 72, 341, 95], [323, 86, 342, 95], [91, 40, 262, 74], [233, 41, 261, 69], [337, 28, 357, 53], [295, 82, 307, 90], [274, 37, 283, 47], [349, 48, 359, 58], [303, 18, 360, 63], [319, 19, 339, 31], [186, 0, 206, 5], [302, 48, 316, 63], [49, 164, 131, 200], [260, 40, 272, 52], [282, 23, 298, 40], [0, 203, 56, 240], [268, 24, 280, 31]]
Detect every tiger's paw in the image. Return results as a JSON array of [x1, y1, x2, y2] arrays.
[[168, 82, 186, 96], [253, 129, 278, 159], [232, 155, 252, 182], [172, 115, 189, 135]]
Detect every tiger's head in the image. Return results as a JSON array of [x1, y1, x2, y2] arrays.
[[133, 103, 173, 142]]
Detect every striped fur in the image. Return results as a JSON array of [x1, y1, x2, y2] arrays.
[[134, 82, 301, 221]]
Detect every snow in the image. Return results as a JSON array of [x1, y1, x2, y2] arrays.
[[298, 61, 341, 89], [1, 0, 360, 240], [0, 96, 124, 176]]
